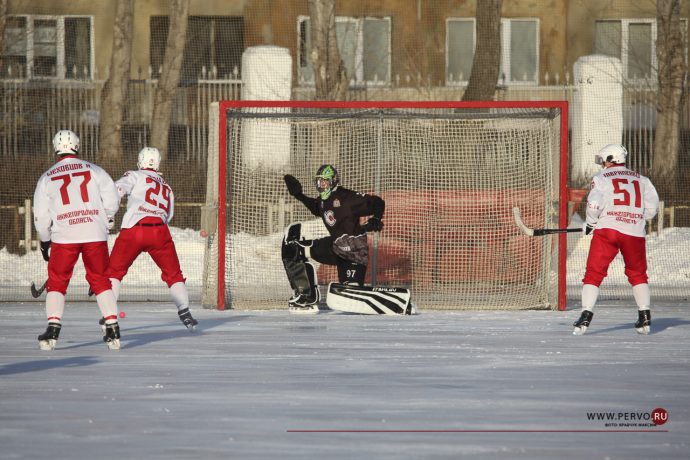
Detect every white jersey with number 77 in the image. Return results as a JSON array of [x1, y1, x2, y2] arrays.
[[116, 169, 175, 229], [33, 156, 119, 244]]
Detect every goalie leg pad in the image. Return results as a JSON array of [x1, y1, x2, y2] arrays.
[[326, 283, 412, 315], [282, 223, 319, 307], [284, 222, 302, 245], [283, 259, 318, 295], [282, 223, 313, 261], [282, 223, 304, 261], [282, 223, 314, 293]]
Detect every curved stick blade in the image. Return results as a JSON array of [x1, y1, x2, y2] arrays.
[[31, 281, 47, 298], [512, 207, 534, 236]]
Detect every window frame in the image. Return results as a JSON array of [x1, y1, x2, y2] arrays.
[[445, 17, 540, 87], [149, 15, 245, 82], [297, 15, 392, 87], [445, 18, 476, 85], [1, 14, 94, 80], [500, 18, 540, 86], [598, 18, 690, 83], [596, 18, 658, 83]]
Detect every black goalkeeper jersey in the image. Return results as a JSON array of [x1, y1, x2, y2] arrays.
[[295, 186, 384, 239]]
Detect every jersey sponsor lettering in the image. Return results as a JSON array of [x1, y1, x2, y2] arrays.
[[605, 211, 643, 219], [56, 209, 100, 220], [117, 169, 175, 228]]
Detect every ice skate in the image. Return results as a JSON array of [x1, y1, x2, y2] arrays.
[[38, 323, 61, 351], [178, 308, 198, 331], [98, 316, 106, 332], [573, 310, 593, 335], [289, 302, 319, 314], [635, 310, 651, 335], [103, 322, 121, 350], [288, 292, 319, 315], [287, 280, 320, 315], [289, 296, 319, 314]]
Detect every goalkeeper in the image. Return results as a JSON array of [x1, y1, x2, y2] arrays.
[[282, 164, 385, 313]]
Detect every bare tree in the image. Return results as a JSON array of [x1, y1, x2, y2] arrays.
[[653, 0, 688, 200], [150, 0, 189, 159], [0, 0, 6, 55], [462, 0, 502, 101], [98, 0, 134, 161], [308, 0, 348, 100], [0, 0, 8, 75]]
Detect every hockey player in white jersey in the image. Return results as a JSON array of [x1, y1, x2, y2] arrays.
[[33, 129, 122, 350], [573, 144, 660, 335], [105, 147, 198, 330]]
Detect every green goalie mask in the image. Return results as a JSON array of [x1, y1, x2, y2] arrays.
[[315, 164, 339, 200]]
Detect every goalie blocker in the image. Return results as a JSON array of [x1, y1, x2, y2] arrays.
[[326, 283, 415, 315]]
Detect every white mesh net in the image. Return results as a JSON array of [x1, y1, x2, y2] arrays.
[[203, 103, 566, 311]]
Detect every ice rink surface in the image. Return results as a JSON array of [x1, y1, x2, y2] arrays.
[[1, 301, 689, 460]]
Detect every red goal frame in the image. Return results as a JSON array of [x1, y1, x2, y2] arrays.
[[214, 100, 570, 311]]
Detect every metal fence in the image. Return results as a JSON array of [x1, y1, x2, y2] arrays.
[[0, 78, 243, 163], [2, 77, 688, 167]]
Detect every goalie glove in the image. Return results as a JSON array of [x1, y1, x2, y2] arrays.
[[363, 216, 383, 232], [40, 240, 51, 262], [583, 222, 595, 235], [107, 216, 115, 231], [284, 174, 303, 197]]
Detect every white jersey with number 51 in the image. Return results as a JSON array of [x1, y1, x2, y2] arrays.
[[585, 165, 659, 237], [116, 169, 175, 229]]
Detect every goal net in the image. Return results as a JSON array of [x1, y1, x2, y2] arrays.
[[202, 101, 569, 311]]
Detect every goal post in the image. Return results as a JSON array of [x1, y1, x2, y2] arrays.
[[202, 100, 570, 311]]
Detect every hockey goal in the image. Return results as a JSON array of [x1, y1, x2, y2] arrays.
[[202, 100, 569, 311]]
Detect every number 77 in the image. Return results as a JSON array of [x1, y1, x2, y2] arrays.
[[51, 171, 92, 205]]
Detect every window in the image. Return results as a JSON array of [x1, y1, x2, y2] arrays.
[[150, 16, 244, 82], [446, 19, 475, 84], [595, 19, 656, 81], [298, 16, 391, 86], [1, 15, 92, 80], [596, 19, 690, 82], [446, 18, 539, 86]]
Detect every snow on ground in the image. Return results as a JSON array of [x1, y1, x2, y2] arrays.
[[1, 223, 690, 303], [0, 302, 689, 459]]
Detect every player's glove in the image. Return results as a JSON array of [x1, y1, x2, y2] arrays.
[[284, 175, 302, 197], [107, 216, 115, 231], [40, 240, 51, 262], [363, 217, 384, 232], [583, 223, 595, 235]]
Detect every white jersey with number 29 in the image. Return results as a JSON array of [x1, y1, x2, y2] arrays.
[[116, 169, 175, 229], [33, 156, 119, 244], [585, 165, 659, 237]]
